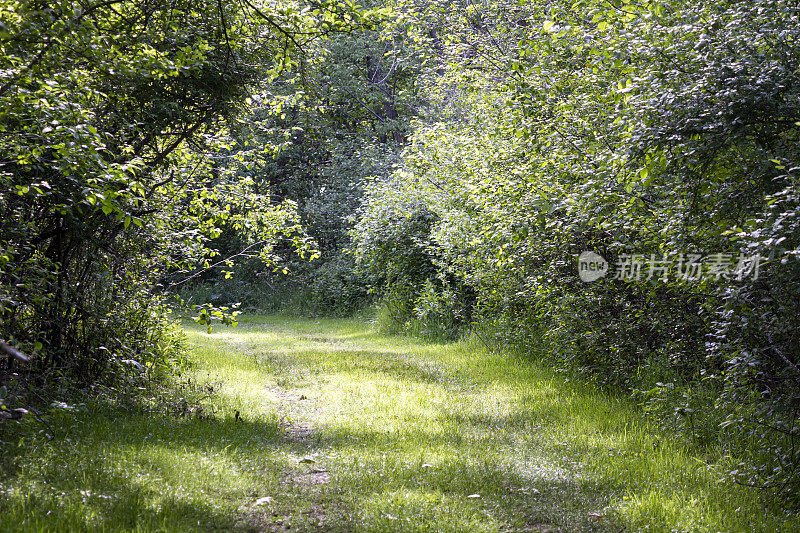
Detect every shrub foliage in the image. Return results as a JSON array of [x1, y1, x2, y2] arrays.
[[353, 0, 800, 500]]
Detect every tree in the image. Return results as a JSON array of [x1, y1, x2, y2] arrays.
[[192, 13, 422, 316], [0, 0, 369, 382]]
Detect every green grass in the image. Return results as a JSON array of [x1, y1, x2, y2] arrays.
[[1, 315, 798, 531]]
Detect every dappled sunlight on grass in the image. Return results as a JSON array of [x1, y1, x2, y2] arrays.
[[357, 489, 501, 533], [182, 316, 796, 531], [2, 315, 796, 531], [0, 405, 287, 532]]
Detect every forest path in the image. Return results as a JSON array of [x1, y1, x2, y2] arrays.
[[180, 315, 748, 532], [184, 315, 614, 532], [177, 317, 776, 532], [0, 315, 771, 532]]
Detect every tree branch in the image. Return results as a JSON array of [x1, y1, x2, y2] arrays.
[[0, 340, 30, 363]]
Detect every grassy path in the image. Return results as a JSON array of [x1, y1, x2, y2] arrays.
[[181, 316, 793, 532], [1, 315, 796, 531]]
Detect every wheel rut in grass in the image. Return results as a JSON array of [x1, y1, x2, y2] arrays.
[[270, 387, 320, 444], [268, 385, 331, 483], [240, 386, 334, 532]]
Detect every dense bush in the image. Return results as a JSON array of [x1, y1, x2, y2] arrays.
[[353, 0, 800, 502], [0, 0, 367, 395]]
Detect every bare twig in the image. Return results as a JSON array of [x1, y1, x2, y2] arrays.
[[166, 239, 269, 288]]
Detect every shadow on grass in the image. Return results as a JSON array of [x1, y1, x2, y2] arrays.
[[0, 403, 286, 532], [254, 345, 482, 393], [263, 420, 628, 532]]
